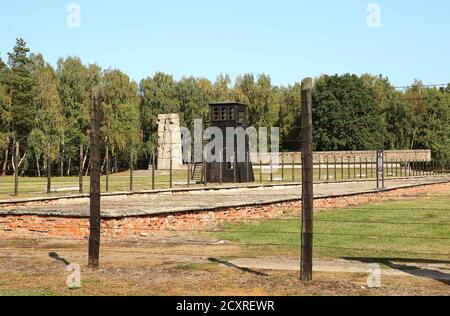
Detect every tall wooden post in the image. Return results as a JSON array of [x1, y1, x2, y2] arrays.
[[170, 155, 173, 189], [292, 156, 295, 182], [334, 157, 337, 182], [270, 156, 273, 183], [246, 152, 250, 183], [152, 153, 156, 190], [187, 160, 191, 188], [300, 78, 314, 281], [47, 143, 52, 194], [79, 144, 83, 194], [13, 139, 19, 196], [88, 87, 101, 268], [219, 152, 223, 185], [233, 155, 237, 183], [259, 157, 262, 183], [204, 158, 208, 187], [105, 144, 110, 192], [318, 156, 321, 181], [129, 149, 134, 192]]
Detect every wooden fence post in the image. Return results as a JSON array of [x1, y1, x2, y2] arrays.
[[13, 139, 19, 196], [300, 78, 314, 281], [129, 149, 134, 192], [79, 144, 83, 194], [88, 87, 101, 268]]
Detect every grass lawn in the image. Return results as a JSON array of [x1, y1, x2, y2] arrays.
[[213, 192, 450, 261]]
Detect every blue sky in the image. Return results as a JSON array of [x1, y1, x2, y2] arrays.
[[1, 0, 449, 87]]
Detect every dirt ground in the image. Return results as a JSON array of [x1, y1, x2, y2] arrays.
[[0, 238, 448, 296]]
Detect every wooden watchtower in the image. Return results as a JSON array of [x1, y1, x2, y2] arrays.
[[205, 101, 255, 183]]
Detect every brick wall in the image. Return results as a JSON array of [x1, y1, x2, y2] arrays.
[[0, 183, 447, 240]]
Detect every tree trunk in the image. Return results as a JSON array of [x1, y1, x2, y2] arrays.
[[67, 157, 71, 176], [2, 146, 9, 176], [36, 155, 41, 177], [83, 147, 89, 175], [85, 161, 91, 177]]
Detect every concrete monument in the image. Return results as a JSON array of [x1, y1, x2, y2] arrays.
[[157, 114, 183, 170]]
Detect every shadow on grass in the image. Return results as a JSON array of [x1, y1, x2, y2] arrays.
[[208, 258, 268, 276], [343, 257, 450, 286], [48, 252, 71, 266]]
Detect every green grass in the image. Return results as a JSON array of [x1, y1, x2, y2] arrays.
[[0, 289, 58, 296], [213, 192, 450, 261]]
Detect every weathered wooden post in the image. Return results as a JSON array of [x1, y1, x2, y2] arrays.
[[105, 144, 109, 192], [259, 156, 262, 183], [334, 157, 337, 182], [47, 143, 52, 194], [79, 144, 83, 194], [270, 155, 273, 183], [129, 149, 134, 192], [219, 152, 223, 185], [246, 152, 250, 183], [88, 87, 101, 268], [348, 157, 351, 179], [187, 159, 190, 188], [318, 156, 321, 181], [152, 153, 156, 190], [204, 157, 208, 187], [300, 78, 314, 281], [13, 139, 19, 196], [170, 155, 173, 189]]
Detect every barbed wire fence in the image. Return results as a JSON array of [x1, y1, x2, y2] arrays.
[[1, 136, 449, 198]]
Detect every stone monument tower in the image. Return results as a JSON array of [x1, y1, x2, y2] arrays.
[[157, 114, 183, 170]]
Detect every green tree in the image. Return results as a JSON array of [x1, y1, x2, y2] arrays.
[[7, 38, 35, 139], [101, 69, 140, 166], [57, 56, 93, 175], [139, 72, 180, 154], [278, 83, 301, 151], [252, 74, 280, 129], [312, 74, 385, 151], [213, 74, 233, 101], [176, 76, 211, 131], [28, 65, 65, 178], [413, 87, 450, 163], [0, 54, 10, 170], [361, 74, 412, 150]]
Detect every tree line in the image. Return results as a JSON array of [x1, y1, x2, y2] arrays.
[[0, 38, 449, 177]]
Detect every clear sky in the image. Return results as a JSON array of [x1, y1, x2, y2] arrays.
[[1, 0, 449, 87]]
